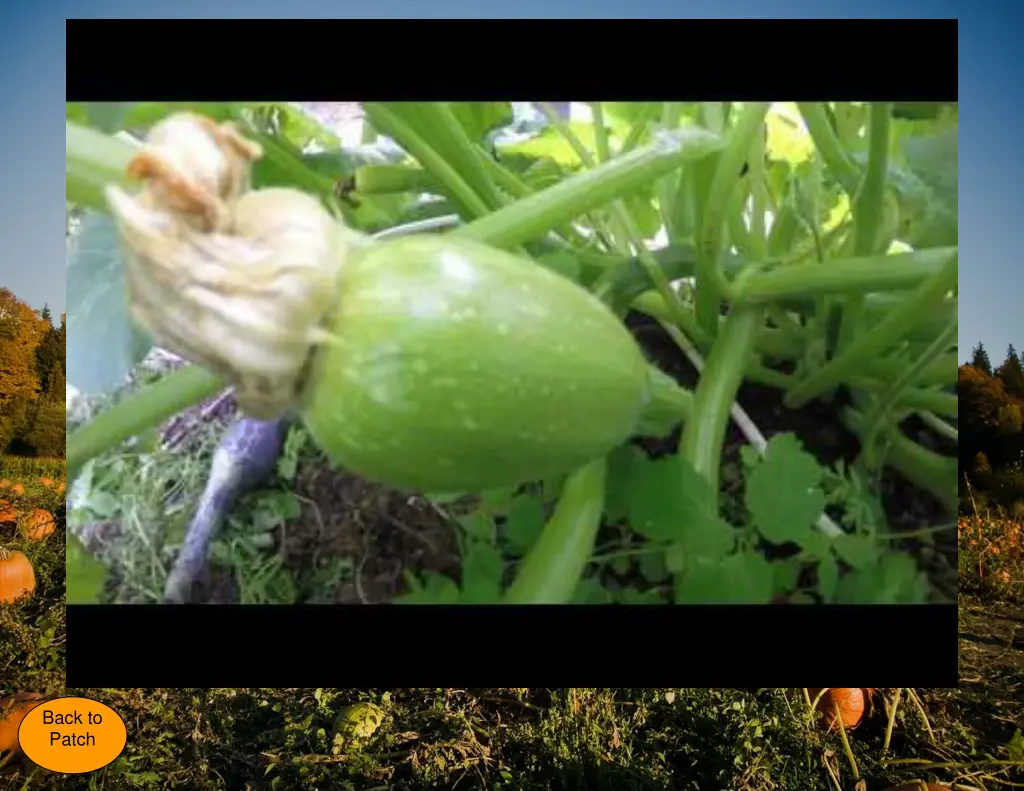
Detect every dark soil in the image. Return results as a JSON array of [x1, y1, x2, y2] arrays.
[[956, 594, 1024, 746]]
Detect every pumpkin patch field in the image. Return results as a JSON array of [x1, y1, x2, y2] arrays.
[[37, 687, 1024, 790], [0, 457, 66, 777]]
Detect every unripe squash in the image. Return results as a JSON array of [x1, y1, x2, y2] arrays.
[[300, 236, 653, 492]]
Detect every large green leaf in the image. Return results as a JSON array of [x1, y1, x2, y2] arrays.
[[448, 102, 514, 145], [879, 130, 957, 248], [66, 212, 152, 395], [67, 534, 108, 603], [497, 122, 614, 167]]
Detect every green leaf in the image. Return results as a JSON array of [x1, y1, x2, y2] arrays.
[[460, 541, 504, 603], [627, 455, 714, 544], [833, 552, 928, 603], [66, 535, 108, 603], [395, 571, 460, 604], [675, 552, 773, 603], [626, 190, 663, 239], [765, 103, 815, 166], [831, 533, 880, 570], [746, 433, 824, 548], [603, 102, 659, 130], [498, 122, 610, 168], [480, 486, 517, 516], [605, 444, 645, 523], [66, 102, 89, 124], [771, 557, 803, 597], [1006, 728, 1024, 764], [638, 547, 669, 584], [458, 511, 495, 545], [817, 553, 839, 603], [503, 494, 545, 555], [616, 586, 665, 604], [520, 156, 572, 190], [899, 129, 957, 246], [66, 212, 153, 396], [571, 577, 613, 604], [448, 102, 514, 145]]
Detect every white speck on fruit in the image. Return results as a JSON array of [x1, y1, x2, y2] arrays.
[[454, 399, 469, 411], [496, 323, 510, 335], [432, 377, 459, 388], [461, 417, 479, 430], [469, 362, 480, 372], [440, 251, 479, 283]]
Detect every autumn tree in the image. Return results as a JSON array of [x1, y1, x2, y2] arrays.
[[958, 363, 1024, 471], [0, 288, 63, 456]]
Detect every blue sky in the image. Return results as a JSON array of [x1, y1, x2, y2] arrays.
[[2, 3, 1015, 355]]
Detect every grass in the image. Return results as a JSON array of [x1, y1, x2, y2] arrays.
[[0, 456, 67, 734], [2, 687, 1020, 790]]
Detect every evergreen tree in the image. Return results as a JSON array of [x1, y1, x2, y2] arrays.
[[970, 342, 993, 375], [40, 303, 52, 325], [997, 343, 1024, 399]]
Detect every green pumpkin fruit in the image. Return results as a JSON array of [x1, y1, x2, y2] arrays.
[[300, 235, 653, 492]]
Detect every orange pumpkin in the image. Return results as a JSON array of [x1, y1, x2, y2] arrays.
[[39, 477, 55, 488], [19, 509, 55, 542], [0, 692, 45, 753], [0, 549, 35, 603], [9, 483, 24, 495], [807, 688, 874, 731], [0, 480, 9, 489], [56, 481, 66, 494], [0, 501, 15, 525]]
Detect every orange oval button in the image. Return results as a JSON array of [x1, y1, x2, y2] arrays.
[[18, 696, 126, 774]]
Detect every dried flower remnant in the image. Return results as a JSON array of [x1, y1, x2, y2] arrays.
[[105, 113, 346, 420]]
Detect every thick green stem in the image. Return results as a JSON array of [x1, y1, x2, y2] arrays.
[[797, 102, 861, 195], [635, 366, 694, 437], [859, 316, 957, 466], [354, 164, 441, 195], [454, 127, 723, 250], [678, 306, 763, 511], [504, 457, 607, 604], [695, 102, 770, 336], [362, 103, 491, 220], [784, 250, 957, 408], [838, 102, 892, 354], [67, 365, 225, 482], [66, 121, 136, 211], [842, 408, 958, 514], [383, 102, 506, 212], [733, 247, 955, 303]]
